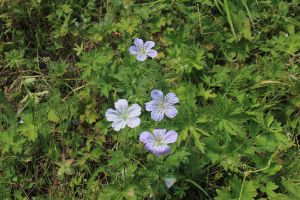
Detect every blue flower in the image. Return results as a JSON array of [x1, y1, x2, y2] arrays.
[[105, 99, 141, 131], [129, 38, 158, 61], [145, 89, 179, 121], [139, 129, 178, 156]]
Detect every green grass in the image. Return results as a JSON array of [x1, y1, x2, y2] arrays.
[[1, 0, 300, 199]]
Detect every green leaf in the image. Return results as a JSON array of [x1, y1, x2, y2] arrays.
[[48, 109, 60, 122], [4, 49, 25, 68], [49, 59, 68, 76], [191, 130, 206, 153], [282, 178, 300, 199], [239, 180, 258, 200], [216, 189, 232, 200], [0, 131, 14, 153], [18, 114, 37, 141]]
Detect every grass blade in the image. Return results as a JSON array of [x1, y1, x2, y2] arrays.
[[224, 0, 236, 36], [241, 0, 255, 29]]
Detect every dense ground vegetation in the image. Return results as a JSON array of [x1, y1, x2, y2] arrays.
[[1, 0, 300, 199]]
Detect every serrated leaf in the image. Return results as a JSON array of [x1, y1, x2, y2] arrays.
[[48, 109, 60, 122], [18, 114, 37, 141], [282, 178, 300, 199]]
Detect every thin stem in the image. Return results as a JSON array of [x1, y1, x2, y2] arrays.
[[238, 172, 248, 200], [238, 145, 281, 200], [154, 156, 159, 180], [123, 129, 129, 185]]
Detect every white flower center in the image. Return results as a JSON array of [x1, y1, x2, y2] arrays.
[[154, 138, 163, 146], [119, 111, 128, 120], [140, 46, 148, 55], [154, 135, 164, 146], [158, 101, 166, 110]]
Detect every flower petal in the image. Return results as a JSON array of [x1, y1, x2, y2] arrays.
[[129, 46, 140, 55], [127, 104, 141, 118], [151, 89, 164, 101], [165, 92, 179, 104], [134, 38, 143, 47], [145, 100, 157, 112], [147, 49, 157, 58], [165, 106, 178, 118], [153, 129, 167, 139], [164, 178, 177, 188], [144, 41, 155, 50], [127, 117, 141, 128], [144, 142, 155, 152], [150, 144, 170, 156], [162, 130, 178, 144], [137, 54, 147, 61], [151, 109, 164, 121], [105, 108, 120, 121], [111, 120, 126, 131], [140, 131, 154, 144], [115, 99, 128, 113]]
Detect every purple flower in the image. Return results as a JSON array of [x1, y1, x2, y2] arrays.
[[129, 38, 158, 61], [105, 99, 141, 131], [139, 129, 178, 156], [145, 89, 179, 121]]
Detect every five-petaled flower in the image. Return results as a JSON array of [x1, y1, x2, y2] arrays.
[[105, 99, 141, 131], [129, 38, 158, 61], [139, 129, 178, 156], [145, 89, 179, 121]]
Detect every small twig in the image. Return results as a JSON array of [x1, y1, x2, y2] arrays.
[[65, 84, 89, 98], [238, 146, 281, 200]]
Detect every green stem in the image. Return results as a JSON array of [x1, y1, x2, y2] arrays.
[[238, 172, 248, 200], [154, 156, 159, 181], [238, 145, 281, 200], [123, 129, 129, 185]]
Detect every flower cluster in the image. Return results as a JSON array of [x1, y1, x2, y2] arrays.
[[105, 38, 179, 158]]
